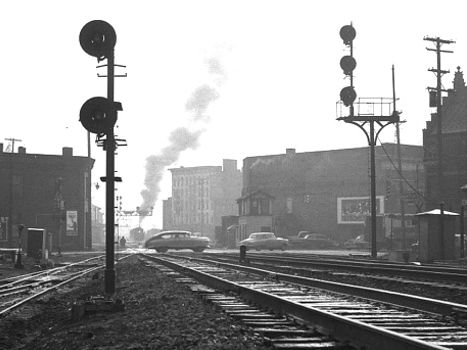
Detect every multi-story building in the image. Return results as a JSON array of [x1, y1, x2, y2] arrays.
[[164, 159, 242, 238], [0, 145, 94, 251], [240, 145, 424, 246], [423, 66, 467, 212]]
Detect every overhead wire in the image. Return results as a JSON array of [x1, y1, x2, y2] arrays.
[[377, 139, 436, 206]]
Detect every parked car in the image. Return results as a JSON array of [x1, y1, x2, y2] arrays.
[[344, 235, 370, 249], [289, 231, 339, 249], [144, 230, 210, 253], [238, 232, 288, 251], [303, 233, 340, 249]]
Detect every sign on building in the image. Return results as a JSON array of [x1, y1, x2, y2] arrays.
[[337, 196, 384, 224], [66, 210, 78, 236]]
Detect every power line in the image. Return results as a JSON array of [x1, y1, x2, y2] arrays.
[[377, 141, 434, 206]]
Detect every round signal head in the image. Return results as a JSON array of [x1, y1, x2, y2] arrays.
[[340, 86, 357, 107], [79, 97, 117, 134], [340, 55, 357, 75], [79, 20, 116, 59], [339, 25, 356, 45]]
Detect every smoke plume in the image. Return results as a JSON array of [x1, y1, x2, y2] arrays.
[[139, 55, 226, 217], [185, 84, 219, 121], [139, 127, 202, 212]]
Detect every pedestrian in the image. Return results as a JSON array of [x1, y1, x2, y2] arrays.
[[120, 236, 126, 249]]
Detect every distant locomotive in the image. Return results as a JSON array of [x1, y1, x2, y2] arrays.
[[130, 227, 145, 242]]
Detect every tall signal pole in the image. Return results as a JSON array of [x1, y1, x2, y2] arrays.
[[392, 65, 407, 250], [424, 36, 454, 205]]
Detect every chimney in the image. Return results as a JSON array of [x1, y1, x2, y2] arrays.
[[286, 148, 296, 156], [18, 146, 26, 154], [62, 147, 73, 157], [223, 159, 237, 173]]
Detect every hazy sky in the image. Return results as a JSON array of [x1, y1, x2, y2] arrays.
[[1, 0, 466, 229]]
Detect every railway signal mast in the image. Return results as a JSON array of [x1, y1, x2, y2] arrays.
[[79, 20, 126, 295], [336, 24, 400, 259]]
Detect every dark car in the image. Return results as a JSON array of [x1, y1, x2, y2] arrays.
[[144, 230, 211, 253], [344, 235, 370, 249], [303, 233, 340, 249], [290, 232, 339, 249]]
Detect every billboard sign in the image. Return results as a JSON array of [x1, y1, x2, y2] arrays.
[[0, 217, 7, 241], [66, 210, 78, 236], [337, 196, 384, 224]]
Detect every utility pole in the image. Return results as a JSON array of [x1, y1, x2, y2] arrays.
[[4, 138, 22, 153], [424, 36, 454, 204], [392, 65, 407, 250]]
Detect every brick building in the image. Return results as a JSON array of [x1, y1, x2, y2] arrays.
[[423, 67, 467, 212], [241, 145, 424, 244], [0, 145, 94, 251], [164, 159, 242, 239]]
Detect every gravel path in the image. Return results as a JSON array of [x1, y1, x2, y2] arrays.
[[0, 255, 272, 350]]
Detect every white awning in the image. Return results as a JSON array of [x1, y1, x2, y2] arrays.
[[415, 209, 459, 216]]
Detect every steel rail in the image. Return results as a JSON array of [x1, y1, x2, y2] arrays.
[[208, 252, 467, 283], [145, 254, 449, 350], [180, 254, 467, 317], [242, 252, 467, 274], [0, 255, 105, 288], [0, 254, 131, 317]]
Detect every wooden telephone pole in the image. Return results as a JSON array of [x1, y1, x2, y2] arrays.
[[424, 36, 455, 204]]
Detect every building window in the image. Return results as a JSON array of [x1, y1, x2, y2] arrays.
[[286, 197, 293, 214], [12, 175, 23, 198], [259, 198, 270, 215]]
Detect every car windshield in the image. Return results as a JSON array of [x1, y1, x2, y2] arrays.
[[155, 231, 191, 239], [250, 233, 275, 240]]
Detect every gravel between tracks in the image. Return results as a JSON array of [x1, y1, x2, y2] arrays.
[[0, 255, 272, 350]]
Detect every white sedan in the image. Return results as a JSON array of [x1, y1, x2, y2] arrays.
[[238, 232, 288, 251]]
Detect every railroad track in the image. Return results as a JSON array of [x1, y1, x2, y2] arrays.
[[202, 252, 467, 285], [198, 253, 467, 301], [142, 253, 467, 350], [0, 255, 130, 317]]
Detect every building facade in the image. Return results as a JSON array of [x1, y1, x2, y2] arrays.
[[0, 146, 94, 251], [91, 204, 105, 245], [241, 145, 424, 245], [423, 67, 467, 212], [164, 159, 242, 239]]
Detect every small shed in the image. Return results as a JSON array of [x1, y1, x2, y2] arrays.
[[415, 209, 458, 262]]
